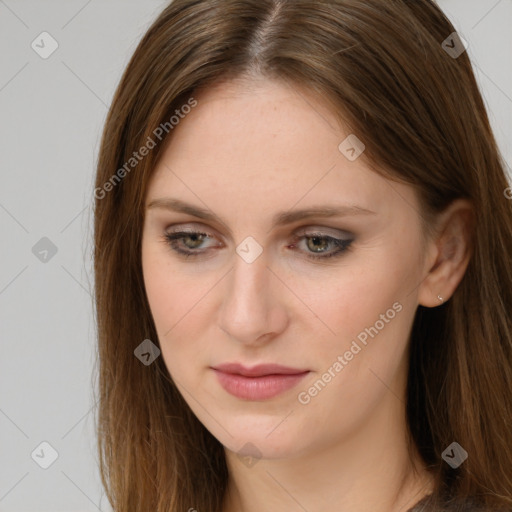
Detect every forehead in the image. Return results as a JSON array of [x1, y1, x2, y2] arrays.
[[145, 78, 410, 226]]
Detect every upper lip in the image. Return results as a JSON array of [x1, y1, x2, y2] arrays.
[[212, 363, 309, 377]]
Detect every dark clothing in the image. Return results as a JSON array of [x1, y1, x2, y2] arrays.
[[407, 493, 512, 511]]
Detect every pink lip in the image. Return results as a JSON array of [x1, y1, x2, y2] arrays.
[[211, 363, 310, 400]]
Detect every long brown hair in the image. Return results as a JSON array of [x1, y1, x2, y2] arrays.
[[93, 1, 512, 510]]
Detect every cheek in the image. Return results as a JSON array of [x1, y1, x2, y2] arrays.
[[142, 248, 182, 352], [292, 253, 416, 393], [290, 264, 404, 347], [141, 247, 213, 377], [142, 250, 174, 328], [142, 241, 197, 326], [294, 295, 414, 441], [318, 236, 418, 338]]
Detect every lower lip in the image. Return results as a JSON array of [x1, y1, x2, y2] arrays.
[[212, 369, 310, 400]]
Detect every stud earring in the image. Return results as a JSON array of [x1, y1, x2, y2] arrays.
[[437, 295, 444, 304]]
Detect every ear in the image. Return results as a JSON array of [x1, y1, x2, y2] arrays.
[[418, 199, 474, 308]]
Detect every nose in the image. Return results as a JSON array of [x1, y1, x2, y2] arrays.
[[218, 250, 289, 346]]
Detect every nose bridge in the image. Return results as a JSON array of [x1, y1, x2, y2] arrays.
[[219, 248, 284, 343], [228, 250, 271, 315]]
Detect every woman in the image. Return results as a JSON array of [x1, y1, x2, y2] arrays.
[[93, 1, 512, 511]]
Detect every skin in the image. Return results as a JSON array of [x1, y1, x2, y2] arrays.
[[141, 76, 473, 512]]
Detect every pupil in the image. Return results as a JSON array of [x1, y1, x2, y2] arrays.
[[309, 236, 327, 252], [187, 234, 203, 247]]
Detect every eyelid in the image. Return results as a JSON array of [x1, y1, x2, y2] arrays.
[[293, 226, 353, 238], [164, 224, 218, 238], [165, 223, 212, 232], [165, 223, 353, 239], [165, 226, 222, 248]]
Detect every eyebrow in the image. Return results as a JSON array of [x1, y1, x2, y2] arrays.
[[146, 197, 376, 231]]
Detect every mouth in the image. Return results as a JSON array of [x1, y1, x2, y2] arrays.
[[211, 363, 310, 400]]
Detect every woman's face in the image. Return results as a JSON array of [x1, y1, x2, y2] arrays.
[[141, 77, 431, 460]]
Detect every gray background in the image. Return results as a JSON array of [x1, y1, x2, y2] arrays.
[[0, 1, 511, 510]]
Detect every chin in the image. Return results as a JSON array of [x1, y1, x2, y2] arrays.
[[219, 420, 302, 460]]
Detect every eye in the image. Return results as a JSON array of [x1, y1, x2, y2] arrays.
[[161, 228, 354, 260], [289, 231, 353, 260], [162, 230, 218, 258]]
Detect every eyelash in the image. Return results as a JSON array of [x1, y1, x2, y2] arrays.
[[162, 229, 353, 261]]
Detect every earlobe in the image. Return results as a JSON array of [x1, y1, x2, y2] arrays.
[[417, 199, 474, 308]]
